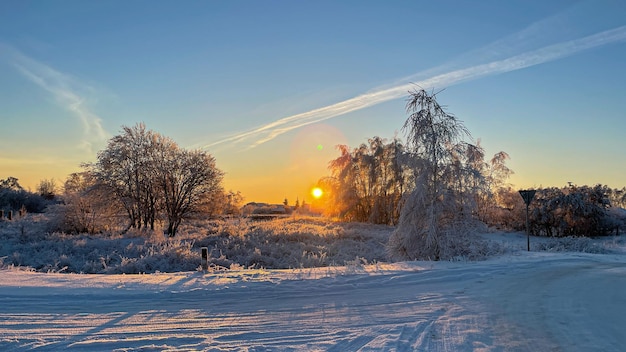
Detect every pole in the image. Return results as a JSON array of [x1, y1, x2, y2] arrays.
[[526, 204, 530, 251], [519, 190, 535, 252]]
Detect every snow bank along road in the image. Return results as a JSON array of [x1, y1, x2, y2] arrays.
[[0, 252, 625, 351]]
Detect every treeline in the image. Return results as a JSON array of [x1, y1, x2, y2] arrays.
[[318, 137, 512, 226], [483, 185, 623, 236], [0, 177, 55, 215], [317, 150, 626, 238], [315, 89, 625, 261], [528, 184, 623, 237]]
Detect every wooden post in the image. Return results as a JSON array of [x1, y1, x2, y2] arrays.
[[201, 247, 209, 271], [7, 211, 12, 221]]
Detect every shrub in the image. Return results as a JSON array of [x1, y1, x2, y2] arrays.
[[530, 185, 613, 237]]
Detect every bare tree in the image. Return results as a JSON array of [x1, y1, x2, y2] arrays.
[[156, 147, 223, 236], [37, 179, 57, 200], [91, 123, 161, 231], [477, 150, 514, 224], [223, 190, 244, 216], [59, 172, 120, 234], [90, 123, 224, 236], [0, 177, 23, 191]]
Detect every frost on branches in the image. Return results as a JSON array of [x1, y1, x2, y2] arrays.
[[388, 89, 491, 261]]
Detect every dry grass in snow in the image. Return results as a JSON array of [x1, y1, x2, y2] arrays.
[[0, 215, 393, 274]]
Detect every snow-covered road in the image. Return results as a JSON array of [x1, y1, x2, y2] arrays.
[[1, 252, 625, 351], [483, 256, 626, 351]]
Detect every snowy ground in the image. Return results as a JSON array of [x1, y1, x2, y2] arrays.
[[1, 233, 626, 351]]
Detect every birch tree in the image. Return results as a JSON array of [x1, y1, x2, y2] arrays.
[[388, 89, 478, 260]]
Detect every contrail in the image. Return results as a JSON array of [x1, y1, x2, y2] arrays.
[[205, 25, 626, 150], [1, 44, 109, 154]]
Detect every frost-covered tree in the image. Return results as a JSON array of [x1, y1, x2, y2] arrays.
[[530, 184, 613, 237], [388, 89, 485, 260], [0, 177, 23, 191], [608, 187, 626, 208], [56, 171, 120, 233], [37, 179, 57, 200], [326, 144, 358, 220], [91, 123, 161, 231], [488, 186, 525, 230], [89, 123, 224, 236], [155, 147, 224, 236], [324, 137, 411, 224], [216, 190, 244, 216], [461, 144, 515, 225], [0, 177, 48, 213]]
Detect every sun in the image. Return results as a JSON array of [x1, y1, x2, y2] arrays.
[[311, 187, 323, 199]]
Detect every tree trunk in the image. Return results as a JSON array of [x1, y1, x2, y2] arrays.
[[167, 221, 174, 237], [166, 217, 181, 237]]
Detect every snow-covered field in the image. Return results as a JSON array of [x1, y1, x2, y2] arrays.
[[1, 232, 626, 351]]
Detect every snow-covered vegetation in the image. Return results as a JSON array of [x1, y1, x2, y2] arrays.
[[2, 212, 625, 275], [0, 215, 395, 273], [0, 177, 51, 214]]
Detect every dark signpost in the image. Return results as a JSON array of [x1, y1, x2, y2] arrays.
[[519, 190, 536, 251]]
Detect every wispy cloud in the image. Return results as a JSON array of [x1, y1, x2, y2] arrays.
[[1, 44, 109, 154], [205, 25, 626, 150]]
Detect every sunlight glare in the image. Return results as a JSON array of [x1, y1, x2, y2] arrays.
[[312, 187, 323, 199]]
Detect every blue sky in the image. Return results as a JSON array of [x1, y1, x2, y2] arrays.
[[1, 0, 625, 203]]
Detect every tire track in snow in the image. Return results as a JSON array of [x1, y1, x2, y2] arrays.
[[1, 254, 625, 351], [0, 274, 472, 351]]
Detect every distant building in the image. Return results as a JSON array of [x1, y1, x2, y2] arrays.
[[241, 202, 292, 216]]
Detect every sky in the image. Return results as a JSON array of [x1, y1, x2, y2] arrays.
[[1, 0, 625, 204]]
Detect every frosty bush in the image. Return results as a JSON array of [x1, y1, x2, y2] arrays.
[[535, 236, 608, 254], [479, 186, 526, 231], [530, 184, 615, 237], [195, 217, 392, 269], [0, 177, 50, 214]]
